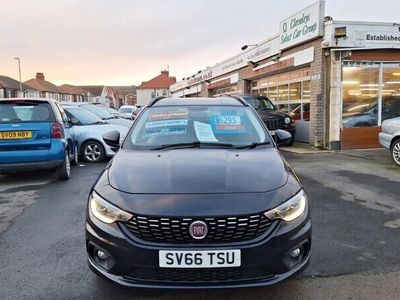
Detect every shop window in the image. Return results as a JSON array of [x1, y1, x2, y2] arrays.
[[268, 86, 278, 101], [289, 82, 301, 101], [303, 81, 310, 100], [342, 65, 379, 128], [212, 85, 238, 97], [278, 84, 289, 101], [258, 78, 268, 88], [276, 103, 289, 114], [382, 65, 400, 121], [303, 103, 310, 121], [259, 88, 268, 97], [289, 103, 301, 121]]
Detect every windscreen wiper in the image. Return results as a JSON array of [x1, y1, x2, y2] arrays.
[[235, 141, 271, 149], [152, 141, 235, 150]]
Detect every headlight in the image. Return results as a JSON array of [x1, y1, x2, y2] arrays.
[[264, 189, 307, 222], [284, 117, 291, 125], [89, 191, 133, 224]]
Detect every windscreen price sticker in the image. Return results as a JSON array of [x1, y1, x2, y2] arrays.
[[215, 115, 244, 131]]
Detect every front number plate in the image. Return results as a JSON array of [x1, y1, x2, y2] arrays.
[[159, 250, 241, 268]]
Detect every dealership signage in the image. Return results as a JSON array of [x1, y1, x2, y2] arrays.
[[279, 1, 325, 50], [362, 32, 400, 46], [170, 36, 280, 92]]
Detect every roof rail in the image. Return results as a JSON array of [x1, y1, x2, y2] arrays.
[[219, 94, 249, 107], [147, 96, 166, 107]]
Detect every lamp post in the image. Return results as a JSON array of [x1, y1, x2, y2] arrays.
[[14, 57, 23, 97]]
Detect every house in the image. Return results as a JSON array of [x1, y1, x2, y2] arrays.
[[111, 86, 137, 107], [78, 86, 117, 107], [24, 73, 63, 100], [58, 84, 86, 102], [136, 71, 176, 105], [124, 93, 137, 106], [0, 75, 39, 98]]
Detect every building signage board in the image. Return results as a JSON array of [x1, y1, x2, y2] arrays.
[[323, 22, 400, 48], [279, 1, 325, 50], [354, 30, 400, 47], [170, 36, 280, 92]]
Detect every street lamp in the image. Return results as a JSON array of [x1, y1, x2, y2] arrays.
[[13, 57, 23, 97]]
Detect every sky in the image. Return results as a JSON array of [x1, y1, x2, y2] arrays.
[[1, 0, 400, 86]]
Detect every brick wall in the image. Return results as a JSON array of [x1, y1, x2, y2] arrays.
[[309, 38, 326, 147]]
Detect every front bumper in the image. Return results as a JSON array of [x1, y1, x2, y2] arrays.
[[85, 206, 311, 289], [379, 132, 393, 150]]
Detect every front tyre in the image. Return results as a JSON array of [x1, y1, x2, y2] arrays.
[[56, 151, 71, 180], [391, 139, 400, 166], [82, 141, 105, 163], [71, 145, 79, 166], [287, 134, 296, 146]]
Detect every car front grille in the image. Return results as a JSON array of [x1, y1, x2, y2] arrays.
[[124, 267, 274, 283], [123, 213, 272, 244], [265, 118, 284, 130]]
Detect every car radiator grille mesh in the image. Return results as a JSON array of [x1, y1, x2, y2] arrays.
[[265, 119, 284, 130], [123, 213, 272, 244]]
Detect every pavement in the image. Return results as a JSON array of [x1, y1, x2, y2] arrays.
[[0, 148, 399, 300]]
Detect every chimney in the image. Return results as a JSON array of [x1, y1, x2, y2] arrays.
[[161, 70, 169, 76], [36, 72, 45, 81]]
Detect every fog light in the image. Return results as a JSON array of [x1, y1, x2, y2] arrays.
[[97, 250, 109, 260], [290, 248, 301, 258]]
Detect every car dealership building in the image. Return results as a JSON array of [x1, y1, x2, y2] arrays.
[[170, 1, 400, 149]]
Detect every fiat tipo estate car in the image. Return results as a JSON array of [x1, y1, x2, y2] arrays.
[[86, 96, 311, 289]]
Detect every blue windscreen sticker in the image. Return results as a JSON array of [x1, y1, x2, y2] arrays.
[[144, 127, 187, 138]]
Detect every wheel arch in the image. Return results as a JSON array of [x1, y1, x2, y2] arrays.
[[390, 135, 400, 149]]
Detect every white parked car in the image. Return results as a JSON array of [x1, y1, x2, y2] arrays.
[[379, 117, 400, 166], [118, 105, 137, 118]]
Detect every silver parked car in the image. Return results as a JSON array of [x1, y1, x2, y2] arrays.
[[379, 117, 400, 166], [63, 106, 128, 163], [64, 103, 132, 128]]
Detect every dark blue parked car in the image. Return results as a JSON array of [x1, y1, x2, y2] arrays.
[[0, 98, 78, 180]]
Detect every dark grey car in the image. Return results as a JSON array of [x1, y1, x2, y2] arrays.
[[86, 96, 311, 289]]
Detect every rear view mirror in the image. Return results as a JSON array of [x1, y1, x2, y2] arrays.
[[103, 130, 120, 151], [275, 129, 292, 147]]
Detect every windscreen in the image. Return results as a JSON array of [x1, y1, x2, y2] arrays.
[[0, 101, 55, 123], [81, 104, 113, 119], [123, 105, 270, 149], [65, 107, 102, 125]]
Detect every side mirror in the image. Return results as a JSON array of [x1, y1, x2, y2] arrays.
[[275, 129, 292, 147], [70, 117, 79, 125], [103, 130, 120, 151]]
